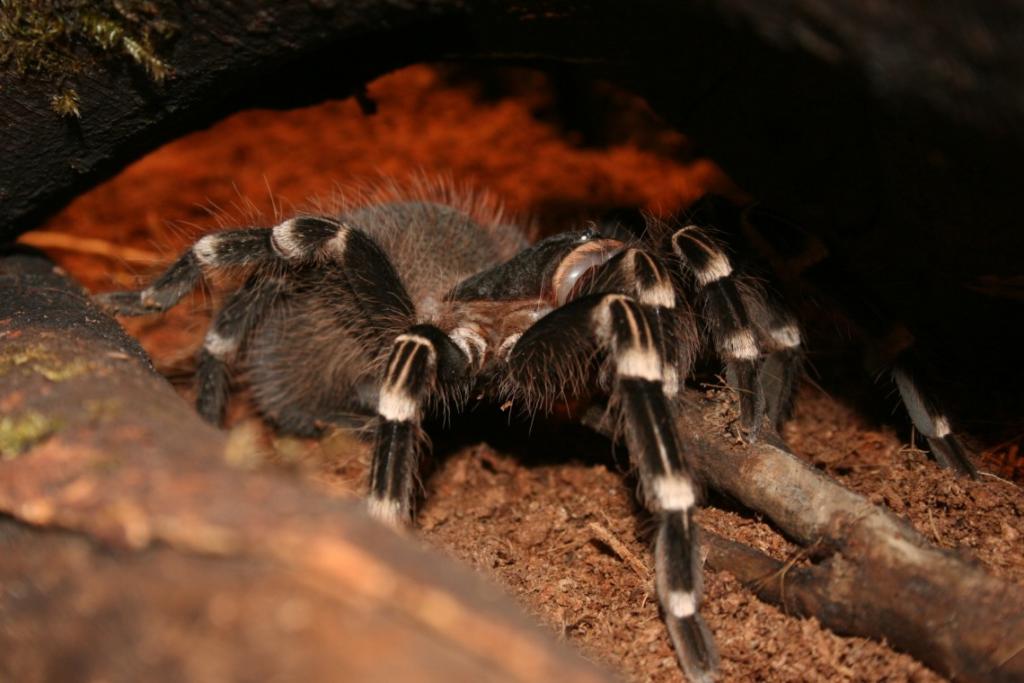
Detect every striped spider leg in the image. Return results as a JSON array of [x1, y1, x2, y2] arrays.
[[670, 224, 781, 441], [367, 323, 471, 525], [893, 359, 978, 478], [502, 288, 717, 682]]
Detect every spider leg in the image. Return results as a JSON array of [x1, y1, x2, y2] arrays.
[[94, 216, 351, 315], [506, 293, 718, 683], [893, 362, 978, 478], [672, 225, 765, 439], [679, 198, 804, 432], [760, 337, 802, 429], [747, 293, 803, 430], [195, 273, 285, 424], [581, 245, 698, 397], [367, 325, 470, 527]]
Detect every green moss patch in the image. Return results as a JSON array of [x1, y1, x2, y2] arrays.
[[0, 411, 61, 459], [0, 0, 178, 117], [0, 343, 91, 381]]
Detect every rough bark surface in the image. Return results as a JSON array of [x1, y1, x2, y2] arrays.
[[699, 531, 1020, 680], [0, 249, 612, 683]]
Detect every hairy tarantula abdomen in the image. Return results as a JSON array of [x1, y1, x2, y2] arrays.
[[340, 200, 527, 305]]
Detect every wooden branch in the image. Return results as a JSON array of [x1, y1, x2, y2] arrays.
[[586, 399, 1024, 683], [17, 230, 161, 263], [699, 530, 1018, 676], [0, 249, 612, 683]]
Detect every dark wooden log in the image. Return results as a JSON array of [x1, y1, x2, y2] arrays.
[[0, 515, 585, 683], [0, 248, 612, 683]]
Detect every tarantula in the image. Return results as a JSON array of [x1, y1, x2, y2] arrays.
[[95, 185, 974, 681]]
